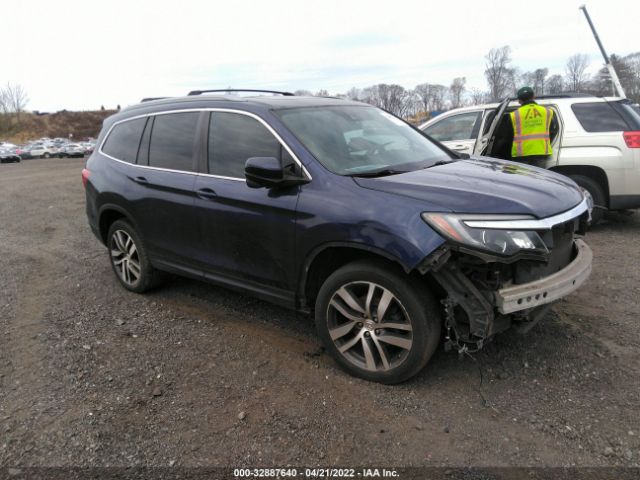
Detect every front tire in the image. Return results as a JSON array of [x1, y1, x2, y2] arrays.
[[315, 260, 441, 384], [107, 219, 162, 293]]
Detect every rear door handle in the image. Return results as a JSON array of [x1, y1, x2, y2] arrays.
[[196, 187, 217, 200]]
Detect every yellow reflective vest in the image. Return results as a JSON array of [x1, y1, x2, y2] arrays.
[[509, 103, 553, 157]]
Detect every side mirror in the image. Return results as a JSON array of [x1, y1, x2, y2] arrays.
[[244, 157, 308, 189]]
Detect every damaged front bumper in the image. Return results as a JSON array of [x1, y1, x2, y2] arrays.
[[495, 239, 592, 314], [428, 237, 592, 350]]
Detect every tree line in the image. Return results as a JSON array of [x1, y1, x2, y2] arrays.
[[297, 46, 640, 122], [3, 45, 640, 134]]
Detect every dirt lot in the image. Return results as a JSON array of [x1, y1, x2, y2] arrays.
[[0, 158, 639, 469]]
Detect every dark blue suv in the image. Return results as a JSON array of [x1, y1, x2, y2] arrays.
[[84, 90, 593, 383]]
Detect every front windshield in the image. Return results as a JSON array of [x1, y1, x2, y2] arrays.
[[275, 105, 451, 175]]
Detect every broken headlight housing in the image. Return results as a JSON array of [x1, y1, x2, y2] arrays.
[[422, 212, 549, 257]]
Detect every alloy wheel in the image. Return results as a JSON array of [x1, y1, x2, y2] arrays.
[[326, 281, 413, 372], [110, 229, 141, 286]]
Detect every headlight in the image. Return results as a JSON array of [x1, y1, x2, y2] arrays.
[[422, 212, 549, 257]]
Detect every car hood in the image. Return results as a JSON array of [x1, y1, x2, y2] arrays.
[[354, 157, 584, 218]]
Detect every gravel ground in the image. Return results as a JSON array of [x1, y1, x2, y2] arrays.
[[0, 158, 639, 469]]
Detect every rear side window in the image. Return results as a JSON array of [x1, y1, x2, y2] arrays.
[[148, 112, 199, 171], [571, 102, 629, 132], [613, 101, 640, 130], [423, 111, 482, 142], [208, 112, 281, 178], [102, 118, 147, 163]]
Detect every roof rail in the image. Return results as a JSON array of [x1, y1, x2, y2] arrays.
[[187, 89, 295, 97], [140, 97, 169, 102], [534, 93, 595, 99]]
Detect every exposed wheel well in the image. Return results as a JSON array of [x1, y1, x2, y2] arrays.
[[98, 209, 126, 244], [549, 165, 610, 206], [302, 247, 427, 310]]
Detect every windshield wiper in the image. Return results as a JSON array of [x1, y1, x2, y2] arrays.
[[348, 168, 409, 178], [422, 159, 458, 169]]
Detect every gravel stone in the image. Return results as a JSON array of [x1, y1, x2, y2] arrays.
[[1, 158, 639, 468]]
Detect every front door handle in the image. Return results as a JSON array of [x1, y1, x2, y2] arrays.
[[129, 176, 149, 185], [196, 187, 218, 200]]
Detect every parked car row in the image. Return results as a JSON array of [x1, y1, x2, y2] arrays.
[[0, 137, 96, 161]]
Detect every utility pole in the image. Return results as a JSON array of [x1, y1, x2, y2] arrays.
[[579, 5, 626, 98]]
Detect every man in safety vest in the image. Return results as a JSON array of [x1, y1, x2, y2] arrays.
[[508, 86, 558, 168]]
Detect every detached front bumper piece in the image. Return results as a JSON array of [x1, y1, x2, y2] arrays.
[[495, 239, 592, 314]]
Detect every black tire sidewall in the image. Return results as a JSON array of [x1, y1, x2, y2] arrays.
[[315, 261, 441, 384]]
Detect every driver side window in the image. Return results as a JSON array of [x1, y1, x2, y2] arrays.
[[424, 111, 482, 142], [208, 112, 282, 178]]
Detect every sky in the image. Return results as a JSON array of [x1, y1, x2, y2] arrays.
[[2, 0, 639, 111]]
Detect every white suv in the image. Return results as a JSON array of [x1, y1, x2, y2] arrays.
[[420, 95, 640, 222], [29, 144, 57, 159]]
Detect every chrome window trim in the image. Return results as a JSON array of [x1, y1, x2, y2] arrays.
[[463, 196, 589, 230], [98, 107, 312, 181]]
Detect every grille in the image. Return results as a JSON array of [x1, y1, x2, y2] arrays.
[[514, 220, 577, 284]]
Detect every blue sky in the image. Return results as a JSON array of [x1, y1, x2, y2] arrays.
[[2, 0, 639, 111]]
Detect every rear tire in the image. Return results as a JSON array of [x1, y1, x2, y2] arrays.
[[107, 219, 162, 293], [315, 260, 441, 384], [570, 174, 605, 224]]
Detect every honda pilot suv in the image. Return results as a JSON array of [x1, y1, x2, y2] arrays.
[[84, 90, 593, 383]]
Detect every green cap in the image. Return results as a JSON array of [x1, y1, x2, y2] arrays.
[[517, 86, 534, 100]]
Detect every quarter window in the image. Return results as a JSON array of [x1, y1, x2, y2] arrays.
[[208, 112, 281, 178], [423, 111, 483, 142], [102, 118, 147, 163], [148, 112, 199, 171], [571, 102, 629, 132]]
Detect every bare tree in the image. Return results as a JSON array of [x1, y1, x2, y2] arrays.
[[345, 87, 362, 101], [449, 77, 466, 109], [484, 46, 516, 101], [546, 74, 564, 94], [520, 68, 548, 96], [591, 53, 640, 101], [565, 54, 590, 92], [533, 68, 549, 95], [294, 89, 313, 96], [622, 52, 640, 103], [0, 89, 9, 133], [414, 83, 448, 115], [360, 84, 416, 117], [414, 83, 433, 115], [404, 90, 421, 120], [8, 83, 30, 117], [468, 88, 489, 105], [0, 89, 8, 115], [378, 84, 410, 117]]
